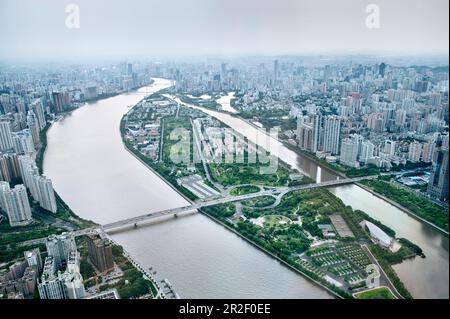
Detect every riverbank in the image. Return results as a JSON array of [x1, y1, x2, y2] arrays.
[[357, 182, 449, 236]]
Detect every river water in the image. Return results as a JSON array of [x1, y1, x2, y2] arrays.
[[44, 79, 448, 299], [43, 79, 332, 299]]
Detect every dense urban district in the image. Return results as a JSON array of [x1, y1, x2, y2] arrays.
[[0, 56, 448, 299]]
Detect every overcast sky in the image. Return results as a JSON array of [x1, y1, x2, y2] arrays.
[[0, 0, 448, 61]]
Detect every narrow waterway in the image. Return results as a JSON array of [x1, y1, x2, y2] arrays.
[[43, 79, 333, 299], [174, 96, 449, 299]]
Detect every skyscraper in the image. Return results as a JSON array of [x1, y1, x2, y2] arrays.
[[45, 233, 77, 269], [86, 234, 114, 273], [38, 256, 67, 299], [35, 175, 57, 213], [18, 155, 57, 213], [30, 99, 46, 131], [0, 182, 33, 227], [0, 152, 21, 183], [408, 141, 422, 163], [27, 110, 41, 147], [322, 116, 341, 155], [340, 137, 359, 167], [0, 120, 14, 151], [12, 129, 35, 155], [379, 62, 386, 77], [427, 143, 449, 201], [359, 141, 375, 163], [312, 114, 322, 153]]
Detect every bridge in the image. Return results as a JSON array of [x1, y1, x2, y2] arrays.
[[101, 175, 376, 231]]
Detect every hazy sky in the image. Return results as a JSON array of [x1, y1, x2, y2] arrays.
[[0, 0, 448, 61]]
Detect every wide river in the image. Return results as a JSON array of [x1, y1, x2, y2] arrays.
[[44, 79, 448, 299]]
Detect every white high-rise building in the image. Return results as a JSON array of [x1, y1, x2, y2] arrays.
[[12, 129, 35, 155], [322, 116, 341, 155], [312, 114, 322, 153], [45, 233, 77, 269], [408, 141, 422, 162], [0, 120, 14, 151], [340, 137, 359, 167], [359, 141, 375, 163], [64, 251, 86, 299], [27, 110, 41, 147], [421, 141, 435, 163], [0, 182, 32, 227], [18, 155, 57, 213], [30, 99, 46, 131], [36, 175, 57, 213], [38, 256, 67, 299], [383, 140, 396, 156]]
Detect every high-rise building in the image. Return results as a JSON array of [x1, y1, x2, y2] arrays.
[[421, 141, 435, 163], [30, 99, 46, 131], [340, 137, 359, 167], [38, 248, 85, 299], [0, 120, 14, 151], [0, 182, 33, 227], [428, 144, 449, 201], [359, 141, 375, 163], [408, 141, 422, 162], [35, 176, 57, 213], [45, 233, 77, 269], [18, 155, 57, 213], [51, 92, 70, 113], [297, 123, 314, 152], [27, 111, 41, 147], [0, 152, 21, 183], [86, 234, 114, 273], [24, 248, 43, 274], [383, 140, 396, 156], [38, 257, 67, 299], [312, 114, 322, 153], [64, 251, 86, 299], [12, 129, 35, 155], [322, 116, 341, 155], [273, 59, 279, 83], [379, 62, 386, 77]]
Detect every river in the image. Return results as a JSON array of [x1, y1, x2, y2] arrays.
[[43, 78, 332, 299]]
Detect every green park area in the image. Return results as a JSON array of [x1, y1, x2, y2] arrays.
[[209, 161, 291, 187], [229, 185, 260, 196], [241, 196, 276, 208], [355, 287, 396, 299]]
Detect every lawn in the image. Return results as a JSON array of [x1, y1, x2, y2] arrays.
[[209, 162, 291, 187], [354, 287, 396, 299], [229, 185, 260, 196]]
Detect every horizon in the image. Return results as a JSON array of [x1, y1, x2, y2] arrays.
[[0, 0, 448, 62]]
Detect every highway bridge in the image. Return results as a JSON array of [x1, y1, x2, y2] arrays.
[[18, 176, 377, 245], [101, 175, 376, 231]]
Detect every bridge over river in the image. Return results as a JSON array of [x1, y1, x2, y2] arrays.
[[101, 176, 376, 231]]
